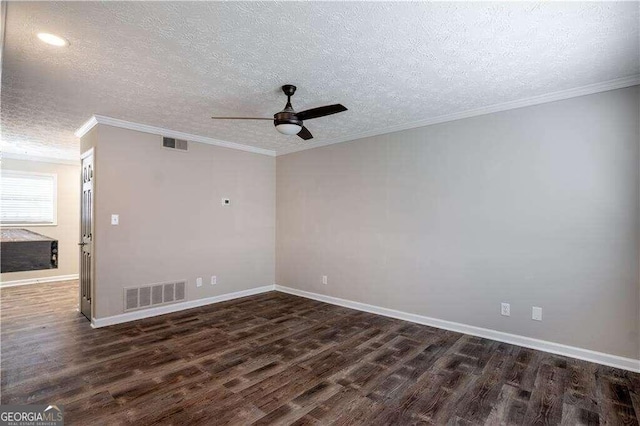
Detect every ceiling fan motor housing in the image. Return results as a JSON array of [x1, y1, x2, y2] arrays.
[[274, 111, 302, 127], [274, 85, 302, 127]]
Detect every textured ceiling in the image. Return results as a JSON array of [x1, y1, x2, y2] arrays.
[[2, 1, 638, 160]]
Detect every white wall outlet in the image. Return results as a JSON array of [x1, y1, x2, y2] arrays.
[[211, 275, 217, 285], [111, 214, 119, 225], [501, 302, 510, 316], [322, 275, 328, 285], [196, 277, 202, 287], [221, 198, 231, 206], [532, 306, 543, 321]]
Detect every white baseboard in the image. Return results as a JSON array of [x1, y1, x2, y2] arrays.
[[274, 285, 640, 373], [85, 282, 640, 372], [91, 285, 275, 328], [0, 274, 79, 288]]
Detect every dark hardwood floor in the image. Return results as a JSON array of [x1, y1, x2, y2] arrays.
[[1, 280, 639, 425]]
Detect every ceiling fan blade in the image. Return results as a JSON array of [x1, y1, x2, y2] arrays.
[[297, 126, 313, 140], [211, 117, 272, 120], [296, 104, 347, 121]]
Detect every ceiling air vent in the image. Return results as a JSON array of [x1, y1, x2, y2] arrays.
[[124, 280, 187, 312], [162, 137, 188, 151]]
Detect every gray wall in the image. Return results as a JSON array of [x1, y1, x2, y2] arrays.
[[82, 125, 275, 319], [276, 87, 640, 359]]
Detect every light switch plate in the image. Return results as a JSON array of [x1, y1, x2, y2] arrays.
[[221, 198, 230, 206], [211, 276, 217, 285], [196, 277, 202, 287], [532, 306, 543, 321], [111, 214, 119, 225], [501, 303, 510, 316]]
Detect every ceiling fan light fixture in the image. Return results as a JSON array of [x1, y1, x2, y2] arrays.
[[275, 123, 302, 135]]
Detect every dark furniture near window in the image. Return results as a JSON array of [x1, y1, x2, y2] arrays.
[[1, 229, 58, 273]]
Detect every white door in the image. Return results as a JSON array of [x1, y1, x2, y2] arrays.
[[79, 151, 93, 320]]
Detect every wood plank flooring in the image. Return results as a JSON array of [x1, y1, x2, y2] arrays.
[[1, 280, 639, 425]]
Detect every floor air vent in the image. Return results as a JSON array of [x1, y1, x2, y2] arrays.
[[124, 280, 187, 312], [162, 137, 188, 151]]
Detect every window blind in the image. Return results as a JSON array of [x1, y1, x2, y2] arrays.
[[1, 171, 57, 225]]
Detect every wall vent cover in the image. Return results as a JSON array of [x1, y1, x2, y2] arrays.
[[124, 280, 187, 312], [162, 137, 188, 151]]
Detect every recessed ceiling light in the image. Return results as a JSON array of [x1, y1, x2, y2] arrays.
[[37, 33, 69, 47]]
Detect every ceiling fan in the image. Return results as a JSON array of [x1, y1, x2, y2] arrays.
[[211, 85, 347, 140]]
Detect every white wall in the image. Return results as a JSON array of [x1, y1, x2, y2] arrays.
[[276, 86, 640, 359], [0, 159, 80, 283]]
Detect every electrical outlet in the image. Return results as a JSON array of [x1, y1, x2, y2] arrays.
[[501, 303, 510, 316], [532, 306, 543, 321], [211, 276, 217, 285], [196, 277, 202, 287], [322, 275, 328, 285], [111, 214, 119, 225]]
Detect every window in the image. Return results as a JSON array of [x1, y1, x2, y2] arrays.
[[1, 170, 57, 225]]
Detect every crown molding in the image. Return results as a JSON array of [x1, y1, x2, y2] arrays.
[[75, 115, 276, 157], [74, 115, 98, 139], [277, 75, 640, 156], [74, 76, 639, 158], [2, 152, 79, 165]]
